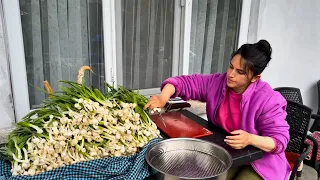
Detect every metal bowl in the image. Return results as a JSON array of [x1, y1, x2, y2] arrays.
[[146, 138, 232, 180]]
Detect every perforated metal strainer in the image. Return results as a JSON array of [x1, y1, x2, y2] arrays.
[[146, 138, 232, 180]]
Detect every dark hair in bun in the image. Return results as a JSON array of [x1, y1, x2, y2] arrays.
[[232, 39, 272, 76]]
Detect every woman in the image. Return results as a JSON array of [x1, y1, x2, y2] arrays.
[[144, 40, 290, 180]]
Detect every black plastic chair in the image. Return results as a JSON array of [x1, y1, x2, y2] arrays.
[[303, 80, 320, 180], [310, 80, 320, 132], [285, 100, 312, 180], [274, 87, 319, 179], [274, 87, 303, 104]]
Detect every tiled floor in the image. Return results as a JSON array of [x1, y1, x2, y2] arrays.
[[300, 165, 317, 180]]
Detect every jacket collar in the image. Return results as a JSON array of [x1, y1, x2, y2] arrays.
[[222, 73, 260, 102], [242, 80, 259, 102]]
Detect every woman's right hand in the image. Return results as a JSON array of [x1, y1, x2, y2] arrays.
[[144, 95, 168, 110], [143, 84, 176, 110]]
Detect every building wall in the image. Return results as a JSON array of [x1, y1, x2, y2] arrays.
[[0, 2, 15, 131]]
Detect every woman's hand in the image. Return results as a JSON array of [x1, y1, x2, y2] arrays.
[[144, 95, 168, 110], [144, 84, 176, 110], [225, 130, 252, 149], [225, 130, 277, 152]]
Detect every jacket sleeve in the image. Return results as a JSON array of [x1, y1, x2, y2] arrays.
[[160, 73, 219, 102], [256, 92, 290, 154]]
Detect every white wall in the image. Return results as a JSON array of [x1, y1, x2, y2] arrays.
[[0, 2, 15, 130], [250, 0, 320, 112]]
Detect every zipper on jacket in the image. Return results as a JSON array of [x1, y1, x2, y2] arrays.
[[240, 94, 247, 113], [213, 90, 225, 122], [250, 162, 266, 180]]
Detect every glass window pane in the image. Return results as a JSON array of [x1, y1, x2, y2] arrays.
[[189, 0, 242, 74], [121, 0, 175, 90], [19, 0, 105, 108]]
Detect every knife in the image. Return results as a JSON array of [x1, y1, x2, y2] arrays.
[[153, 108, 166, 127], [158, 111, 167, 127]]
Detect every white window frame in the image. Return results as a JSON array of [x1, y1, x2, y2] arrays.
[[3, 0, 249, 121], [238, 0, 252, 47], [102, 0, 118, 86], [2, 0, 30, 121], [179, 0, 192, 75]]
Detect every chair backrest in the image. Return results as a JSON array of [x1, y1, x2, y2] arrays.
[[274, 87, 303, 104], [285, 100, 312, 154]]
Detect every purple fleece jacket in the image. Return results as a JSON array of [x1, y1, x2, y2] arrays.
[[161, 73, 291, 180]]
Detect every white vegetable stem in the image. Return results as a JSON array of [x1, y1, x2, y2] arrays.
[[11, 99, 160, 176]]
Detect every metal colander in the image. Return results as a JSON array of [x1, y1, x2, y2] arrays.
[[146, 138, 232, 180]]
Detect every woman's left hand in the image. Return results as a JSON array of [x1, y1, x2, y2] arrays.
[[225, 130, 253, 149]]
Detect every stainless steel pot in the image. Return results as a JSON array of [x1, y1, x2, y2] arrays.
[[146, 138, 232, 180]]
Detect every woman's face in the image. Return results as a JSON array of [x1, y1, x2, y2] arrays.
[[227, 54, 260, 94]]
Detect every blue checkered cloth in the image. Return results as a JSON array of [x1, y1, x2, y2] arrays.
[[0, 138, 161, 180]]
